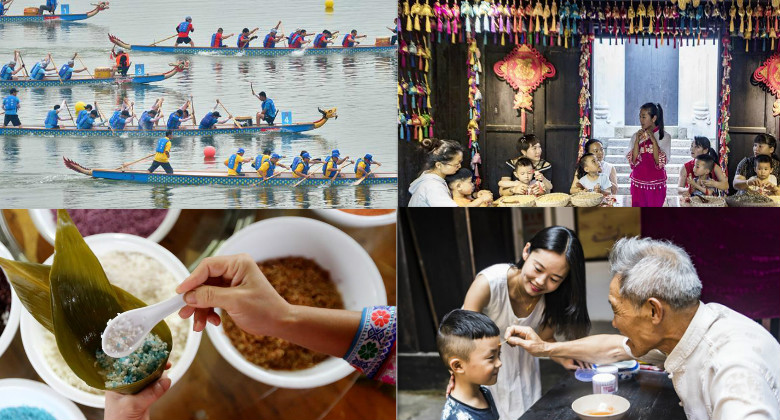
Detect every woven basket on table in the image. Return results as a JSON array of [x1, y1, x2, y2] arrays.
[[571, 192, 604, 207], [535, 193, 571, 207], [688, 196, 726, 207], [494, 195, 536, 207], [725, 193, 778, 207]]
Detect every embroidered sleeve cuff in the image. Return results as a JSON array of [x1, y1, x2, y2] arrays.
[[654, 149, 667, 170], [343, 306, 397, 384]]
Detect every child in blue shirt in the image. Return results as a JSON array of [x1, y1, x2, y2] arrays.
[[438, 309, 501, 420]]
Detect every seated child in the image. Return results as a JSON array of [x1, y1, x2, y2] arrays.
[[686, 154, 719, 197], [505, 134, 553, 192], [498, 157, 545, 197], [574, 153, 612, 195], [438, 309, 501, 420], [747, 154, 778, 195], [446, 168, 494, 207]]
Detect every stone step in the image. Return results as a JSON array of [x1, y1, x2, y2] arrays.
[[606, 138, 691, 148], [607, 146, 691, 156], [604, 154, 690, 165], [614, 126, 688, 139]]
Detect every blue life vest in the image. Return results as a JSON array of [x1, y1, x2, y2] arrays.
[[211, 33, 221, 47], [2, 96, 19, 114], [77, 115, 94, 129], [110, 111, 127, 130], [44, 110, 59, 128], [313, 34, 326, 48], [355, 158, 371, 174], [46, 0, 56, 10], [178, 21, 190, 34], [291, 156, 309, 175], [30, 62, 45, 80], [155, 137, 169, 153], [0, 65, 12, 81], [342, 34, 354, 47], [199, 112, 218, 129], [322, 156, 339, 176], [167, 113, 181, 130], [252, 155, 275, 177], [109, 110, 121, 126], [227, 154, 242, 173], [76, 110, 88, 126], [237, 34, 251, 48], [138, 111, 154, 130], [58, 64, 72, 80], [289, 33, 302, 48], [263, 34, 275, 48]]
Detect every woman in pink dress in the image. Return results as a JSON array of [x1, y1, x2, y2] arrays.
[[627, 103, 671, 207]]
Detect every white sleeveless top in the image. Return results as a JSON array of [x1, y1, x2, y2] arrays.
[[479, 263, 545, 420]]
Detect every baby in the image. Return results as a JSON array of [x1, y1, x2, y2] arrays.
[[446, 168, 494, 207], [498, 157, 544, 197], [747, 154, 778, 195], [686, 154, 718, 197]]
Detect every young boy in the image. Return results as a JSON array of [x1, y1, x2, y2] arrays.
[[446, 168, 493, 207], [747, 154, 778, 195], [498, 157, 544, 197], [686, 154, 718, 197], [438, 309, 501, 420]]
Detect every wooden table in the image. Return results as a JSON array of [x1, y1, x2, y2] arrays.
[[518, 371, 687, 420], [0, 210, 396, 420]]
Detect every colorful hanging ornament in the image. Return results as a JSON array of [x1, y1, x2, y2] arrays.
[[718, 37, 732, 176], [752, 51, 780, 116], [467, 38, 483, 187], [492, 44, 556, 132], [578, 34, 593, 157]]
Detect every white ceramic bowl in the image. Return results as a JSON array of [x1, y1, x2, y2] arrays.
[[0, 378, 86, 420], [313, 209, 396, 228], [207, 216, 387, 389], [29, 209, 181, 246], [0, 242, 20, 362], [572, 394, 630, 420], [20, 234, 201, 408]]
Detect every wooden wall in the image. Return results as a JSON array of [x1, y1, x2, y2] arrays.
[[398, 32, 780, 203]]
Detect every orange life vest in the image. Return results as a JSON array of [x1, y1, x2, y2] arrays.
[[115, 52, 129, 67]]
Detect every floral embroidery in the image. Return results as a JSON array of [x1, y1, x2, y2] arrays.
[[372, 309, 391, 327], [358, 341, 380, 360], [343, 306, 396, 385]]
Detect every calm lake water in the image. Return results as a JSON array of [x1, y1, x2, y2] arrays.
[[0, 0, 397, 208]]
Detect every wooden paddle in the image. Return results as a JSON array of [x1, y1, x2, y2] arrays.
[[216, 100, 241, 128], [328, 160, 354, 185], [74, 52, 93, 78], [353, 170, 373, 186], [116, 153, 155, 171], [63, 100, 75, 127], [256, 168, 288, 185], [293, 162, 324, 187], [16, 51, 30, 78], [151, 33, 178, 46], [94, 101, 114, 134], [47, 54, 64, 84], [189, 95, 197, 127]]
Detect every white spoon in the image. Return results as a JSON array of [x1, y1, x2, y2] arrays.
[[101, 293, 187, 358]]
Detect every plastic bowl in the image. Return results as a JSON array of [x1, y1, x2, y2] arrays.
[[0, 242, 20, 363], [20, 234, 201, 408], [572, 394, 630, 420], [0, 378, 86, 420], [29, 209, 181, 246], [207, 216, 387, 389], [313, 209, 396, 228]]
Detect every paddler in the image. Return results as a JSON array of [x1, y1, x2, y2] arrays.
[[250, 83, 277, 126], [211, 28, 234, 48], [76, 109, 106, 130], [262, 21, 284, 48], [224, 148, 246, 176], [44, 100, 69, 129], [147, 131, 174, 174], [290, 151, 323, 178], [110, 46, 131, 76], [1, 0, 12, 16], [166, 100, 193, 130], [138, 98, 164, 130], [199, 100, 232, 129], [2, 88, 20, 127], [252, 151, 290, 181], [75, 104, 93, 127], [312, 30, 336, 48], [237, 27, 259, 48], [38, 0, 56, 15], [58, 60, 88, 81], [175, 16, 195, 47], [355, 153, 381, 178], [28, 55, 55, 81], [322, 149, 351, 179], [109, 103, 134, 130], [341, 29, 367, 47], [0, 53, 25, 81], [288, 29, 313, 48]]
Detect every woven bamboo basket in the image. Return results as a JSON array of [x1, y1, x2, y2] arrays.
[[688, 196, 726, 207], [571, 192, 604, 207], [494, 195, 536, 207], [725, 192, 778, 207], [535, 193, 570, 207]]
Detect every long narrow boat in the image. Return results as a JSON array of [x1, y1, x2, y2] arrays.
[[0, 107, 336, 137], [0, 2, 108, 22], [64, 158, 397, 187], [108, 34, 396, 57], [0, 60, 188, 88]]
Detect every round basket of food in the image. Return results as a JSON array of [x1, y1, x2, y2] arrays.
[[571, 192, 604, 207], [687, 196, 726, 207], [535, 193, 571, 207], [725, 192, 778, 207], [494, 195, 536, 207]]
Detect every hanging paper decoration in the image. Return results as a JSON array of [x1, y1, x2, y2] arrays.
[[578, 34, 593, 158], [752, 51, 780, 117], [717, 36, 732, 176], [467, 38, 484, 188], [492, 44, 556, 132]]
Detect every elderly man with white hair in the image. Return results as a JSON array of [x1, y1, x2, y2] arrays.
[[505, 236, 780, 420]]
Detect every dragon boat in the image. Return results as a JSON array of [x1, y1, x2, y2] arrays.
[[0, 60, 188, 88], [0, 2, 108, 22]]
